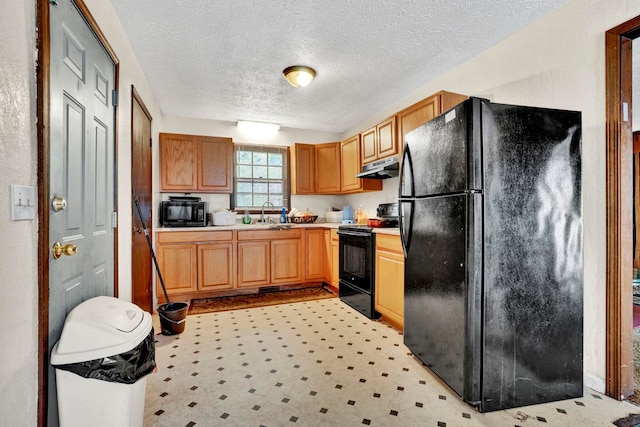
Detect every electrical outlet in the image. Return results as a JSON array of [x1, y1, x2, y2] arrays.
[[11, 185, 36, 220]]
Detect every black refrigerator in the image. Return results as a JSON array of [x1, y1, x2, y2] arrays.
[[399, 97, 583, 412]]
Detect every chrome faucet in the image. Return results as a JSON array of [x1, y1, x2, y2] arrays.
[[261, 201, 275, 223]]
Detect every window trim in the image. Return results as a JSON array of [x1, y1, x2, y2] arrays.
[[231, 143, 290, 213]]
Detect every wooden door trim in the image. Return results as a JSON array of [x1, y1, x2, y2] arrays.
[[132, 85, 152, 122], [605, 15, 640, 400], [36, 2, 51, 424], [36, 1, 119, 425], [131, 85, 153, 311], [634, 131, 640, 269]]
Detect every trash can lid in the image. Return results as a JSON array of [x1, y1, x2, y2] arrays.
[[50, 296, 153, 365]]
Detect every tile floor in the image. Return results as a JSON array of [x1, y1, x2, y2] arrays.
[[144, 298, 638, 427]]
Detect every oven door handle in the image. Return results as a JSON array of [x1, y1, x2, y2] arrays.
[[337, 230, 372, 238]]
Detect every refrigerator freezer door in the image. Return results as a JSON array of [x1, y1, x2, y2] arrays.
[[403, 194, 469, 397], [403, 101, 470, 197]]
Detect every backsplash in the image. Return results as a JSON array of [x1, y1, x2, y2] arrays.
[[158, 177, 399, 223]]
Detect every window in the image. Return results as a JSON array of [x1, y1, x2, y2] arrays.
[[232, 144, 290, 211]]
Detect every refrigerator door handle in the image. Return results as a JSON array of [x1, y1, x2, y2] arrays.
[[398, 199, 413, 258], [398, 143, 414, 198]]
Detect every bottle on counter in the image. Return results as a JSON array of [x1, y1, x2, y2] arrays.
[[280, 208, 287, 223], [242, 209, 251, 224], [357, 206, 368, 224]]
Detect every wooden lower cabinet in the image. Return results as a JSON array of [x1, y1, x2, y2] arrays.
[[157, 227, 331, 302], [324, 229, 339, 290], [237, 241, 270, 288], [156, 230, 233, 302], [271, 239, 303, 284], [157, 243, 198, 297], [305, 229, 325, 280], [331, 238, 339, 288], [199, 242, 234, 291], [236, 228, 305, 288], [375, 234, 404, 330]]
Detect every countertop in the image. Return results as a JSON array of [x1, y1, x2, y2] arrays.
[[155, 223, 400, 236]]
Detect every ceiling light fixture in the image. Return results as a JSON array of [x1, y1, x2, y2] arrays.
[[237, 120, 280, 135], [282, 65, 316, 88]]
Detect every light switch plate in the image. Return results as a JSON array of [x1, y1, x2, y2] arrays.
[[11, 185, 37, 220]]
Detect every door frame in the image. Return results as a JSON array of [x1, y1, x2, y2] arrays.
[[131, 85, 153, 312], [36, 1, 120, 425], [605, 16, 640, 400]]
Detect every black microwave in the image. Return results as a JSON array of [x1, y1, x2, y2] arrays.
[[160, 199, 208, 227]]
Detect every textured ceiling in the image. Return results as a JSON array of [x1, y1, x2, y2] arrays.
[[109, 0, 568, 133]]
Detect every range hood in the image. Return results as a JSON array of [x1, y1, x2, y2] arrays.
[[356, 155, 399, 179]]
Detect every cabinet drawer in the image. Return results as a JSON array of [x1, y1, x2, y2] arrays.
[[157, 230, 233, 244], [376, 234, 402, 253], [237, 228, 302, 241]]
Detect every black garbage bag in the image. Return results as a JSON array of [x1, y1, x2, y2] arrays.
[[52, 328, 156, 384]]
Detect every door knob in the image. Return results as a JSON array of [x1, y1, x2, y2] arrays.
[[53, 242, 77, 259], [134, 227, 143, 234], [52, 196, 67, 212]]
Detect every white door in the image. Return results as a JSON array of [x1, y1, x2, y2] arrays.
[[48, 0, 116, 424]]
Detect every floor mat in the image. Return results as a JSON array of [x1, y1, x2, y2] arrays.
[[188, 286, 336, 314]]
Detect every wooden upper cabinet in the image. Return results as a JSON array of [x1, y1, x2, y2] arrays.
[[396, 91, 467, 148], [361, 116, 398, 165], [341, 135, 362, 192], [290, 143, 315, 195], [160, 133, 198, 191], [361, 127, 377, 164], [341, 135, 382, 193], [199, 136, 233, 192], [291, 139, 382, 195], [159, 132, 233, 193], [315, 142, 341, 194], [377, 116, 397, 159]]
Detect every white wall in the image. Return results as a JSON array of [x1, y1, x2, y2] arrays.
[[344, 0, 638, 391], [0, 1, 38, 425]]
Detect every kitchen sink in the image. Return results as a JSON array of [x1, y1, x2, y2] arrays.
[[268, 224, 293, 230]]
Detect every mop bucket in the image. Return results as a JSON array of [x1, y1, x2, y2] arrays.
[[158, 302, 188, 335]]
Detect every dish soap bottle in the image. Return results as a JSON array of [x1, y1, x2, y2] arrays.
[[280, 208, 287, 223], [242, 209, 251, 224]]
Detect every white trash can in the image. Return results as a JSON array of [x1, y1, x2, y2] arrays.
[[51, 296, 155, 427]]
